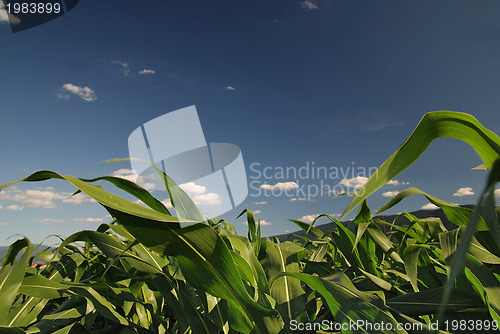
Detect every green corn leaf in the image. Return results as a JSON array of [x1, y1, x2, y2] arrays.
[[237, 209, 262, 256], [387, 287, 485, 316], [463, 254, 500, 322], [0, 327, 26, 334], [374, 187, 489, 231], [0, 238, 33, 326], [0, 170, 182, 223], [271, 272, 407, 334], [226, 235, 269, 294], [18, 275, 68, 299], [438, 159, 500, 322], [79, 175, 172, 215], [104, 157, 204, 222], [260, 239, 306, 323], [366, 224, 403, 264], [343, 111, 500, 217], [68, 285, 129, 326], [106, 208, 283, 333], [402, 244, 434, 292]]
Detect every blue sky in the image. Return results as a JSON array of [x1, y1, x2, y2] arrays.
[[1, 0, 500, 246]]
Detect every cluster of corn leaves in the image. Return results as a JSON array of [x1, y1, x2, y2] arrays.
[[0, 111, 499, 333]]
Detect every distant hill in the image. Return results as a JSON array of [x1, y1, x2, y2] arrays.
[[0, 246, 9, 259], [272, 204, 476, 243], [0, 245, 54, 262]]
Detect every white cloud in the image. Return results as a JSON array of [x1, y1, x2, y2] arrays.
[[223, 86, 236, 91], [253, 210, 261, 214], [253, 201, 268, 205], [112, 169, 157, 191], [60, 83, 97, 102], [339, 176, 368, 190], [111, 60, 130, 76], [179, 182, 221, 206], [289, 197, 307, 201], [5, 204, 23, 211], [382, 191, 400, 198], [385, 179, 409, 186], [62, 193, 95, 205], [0, 222, 7, 226], [299, 214, 320, 224], [56, 92, 70, 100], [453, 187, 475, 197], [243, 220, 271, 226], [40, 218, 65, 224], [72, 217, 106, 223], [260, 182, 299, 191], [161, 198, 173, 209], [113, 168, 137, 182], [12, 189, 66, 209], [139, 69, 155, 75], [421, 203, 439, 210], [2, 188, 94, 209], [301, 0, 318, 10]]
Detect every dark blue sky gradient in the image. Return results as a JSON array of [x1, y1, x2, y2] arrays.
[[0, 0, 499, 244]]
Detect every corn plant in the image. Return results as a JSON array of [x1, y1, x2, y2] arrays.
[[0, 111, 499, 333]]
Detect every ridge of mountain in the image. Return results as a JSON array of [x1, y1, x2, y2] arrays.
[[272, 204, 476, 243]]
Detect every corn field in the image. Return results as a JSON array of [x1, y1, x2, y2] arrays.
[[0, 111, 499, 333]]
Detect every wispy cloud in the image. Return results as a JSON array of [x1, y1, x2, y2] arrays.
[[301, 0, 318, 10], [112, 169, 157, 191], [0, 222, 7, 226], [59, 83, 97, 102], [362, 121, 404, 132], [289, 197, 307, 201], [179, 182, 221, 206], [138, 69, 155, 75], [12, 189, 66, 209], [222, 86, 236, 91], [111, 60, 130, 76], [40, 218, 65, 224], [253, 201, 268, 205], [158, 199, 173, 209], [298, 214, 320, 223], [150, 183, 222, 208], [243, 220, 271, 226], [72, 217, 106, 223], [382, 191, 400, 197], [0, 187, 95, 209], [260, 182, 299, 191], [385, 179, 410, 186], [5, 204, 23, 211], [339, 176, 368, 190], [453, 187, 474, 197], [421, 203, 439, 210], [62, 193, 96, 205]]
